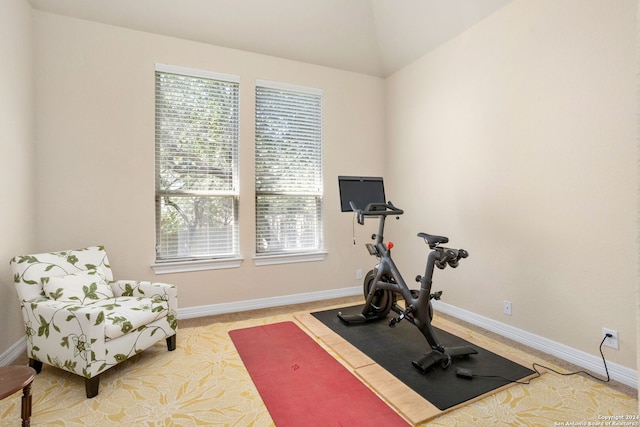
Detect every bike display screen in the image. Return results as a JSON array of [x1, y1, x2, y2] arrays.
[[338, 176, 386, 212]]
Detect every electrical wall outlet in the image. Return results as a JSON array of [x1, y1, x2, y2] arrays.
[[356, 269, 363, 280], [602, 328, 619, 350], [503, 301, 512, 316]]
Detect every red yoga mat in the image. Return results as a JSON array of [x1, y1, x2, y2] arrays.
[[229, 321, 409, 427]]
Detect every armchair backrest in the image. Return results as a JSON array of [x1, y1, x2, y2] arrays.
[[10, 246, 114, 302]]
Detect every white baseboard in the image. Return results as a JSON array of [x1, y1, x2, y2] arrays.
[[0, 287, 361, 365], [3, 287, 636, 391], [177, 286, 361, 319], [180, 287, 637, 389], [432, 300, 638, 389], [0, 336, 26, 366]]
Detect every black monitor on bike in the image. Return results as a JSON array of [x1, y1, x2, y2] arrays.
[[338, 176, 386, 212]]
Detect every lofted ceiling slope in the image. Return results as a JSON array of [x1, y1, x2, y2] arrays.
[[28, 0, 513, 77]]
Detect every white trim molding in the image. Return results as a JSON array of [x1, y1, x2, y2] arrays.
[[0, 337, 26, 366], [155, 63, 240, 83], [256, 79, 323, 96], [253, 251, 327, 266], [432, 300, 638, 389], [7, 286, 634, 391], [151, 257, 244, 274], [178, 285, 359, 319], [1, 286, 360, 365]]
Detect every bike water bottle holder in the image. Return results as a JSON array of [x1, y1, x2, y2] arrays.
[[366, 243, 377, 256]]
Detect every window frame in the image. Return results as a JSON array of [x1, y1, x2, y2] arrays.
[[254, 79, 326, 265], [152, 64, 243, 273]]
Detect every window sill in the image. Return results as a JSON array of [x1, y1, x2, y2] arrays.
[[253, 251, 327, 266], [151, 257, 243, 274]]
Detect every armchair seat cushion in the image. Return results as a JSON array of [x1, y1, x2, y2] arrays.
[[90, 296, 170, 340]]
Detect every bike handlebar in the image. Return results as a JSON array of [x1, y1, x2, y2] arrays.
[[350, 201, 404, 225]]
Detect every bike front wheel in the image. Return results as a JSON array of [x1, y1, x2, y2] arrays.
[[363, 269, 394, 318]]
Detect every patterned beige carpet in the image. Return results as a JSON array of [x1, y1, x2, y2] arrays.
[[2, 297, 637, 426]]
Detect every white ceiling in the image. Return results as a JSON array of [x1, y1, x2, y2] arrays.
[[28, 0, 514, 77]]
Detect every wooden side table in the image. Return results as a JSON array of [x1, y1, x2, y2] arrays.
[[0, 366, 36, 427]]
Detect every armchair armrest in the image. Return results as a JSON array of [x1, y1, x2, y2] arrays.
[[22, 299, 106, 341], [20, 298, 108, 377], [110, 280, 178, 313]]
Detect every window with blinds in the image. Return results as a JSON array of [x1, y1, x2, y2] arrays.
[[255, 81, 323, 255], [155, 64, 239, 262]]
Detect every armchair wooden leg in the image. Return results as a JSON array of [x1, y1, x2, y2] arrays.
[[85, 376, 100, 398], [166, 334, 177, 351], [28, 359, 42, 374]]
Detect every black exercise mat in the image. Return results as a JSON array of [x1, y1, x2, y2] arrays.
[[312, 305, 535, 411]]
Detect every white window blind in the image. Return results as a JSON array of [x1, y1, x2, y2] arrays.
[[255, 81, 323, 255], [155, 65, 240, 261]]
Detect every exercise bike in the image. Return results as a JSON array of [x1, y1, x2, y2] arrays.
[[338, 200, 477, 373]]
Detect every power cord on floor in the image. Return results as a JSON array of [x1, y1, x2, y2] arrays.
[[469, 334, 611, 385]]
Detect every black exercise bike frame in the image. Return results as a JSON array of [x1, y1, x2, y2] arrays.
[[338, 201, 476, 372]]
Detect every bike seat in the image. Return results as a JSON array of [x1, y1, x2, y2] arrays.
[[417, 232, 449, 248]]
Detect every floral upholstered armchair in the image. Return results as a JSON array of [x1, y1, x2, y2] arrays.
[[9, 246, 178, 398]]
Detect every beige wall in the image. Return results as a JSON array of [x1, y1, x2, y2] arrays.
[[0, 0, 36, 360], [3, 0, 638, 379], [385, 0, 638, 369], [31, 12, 386, 311]]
